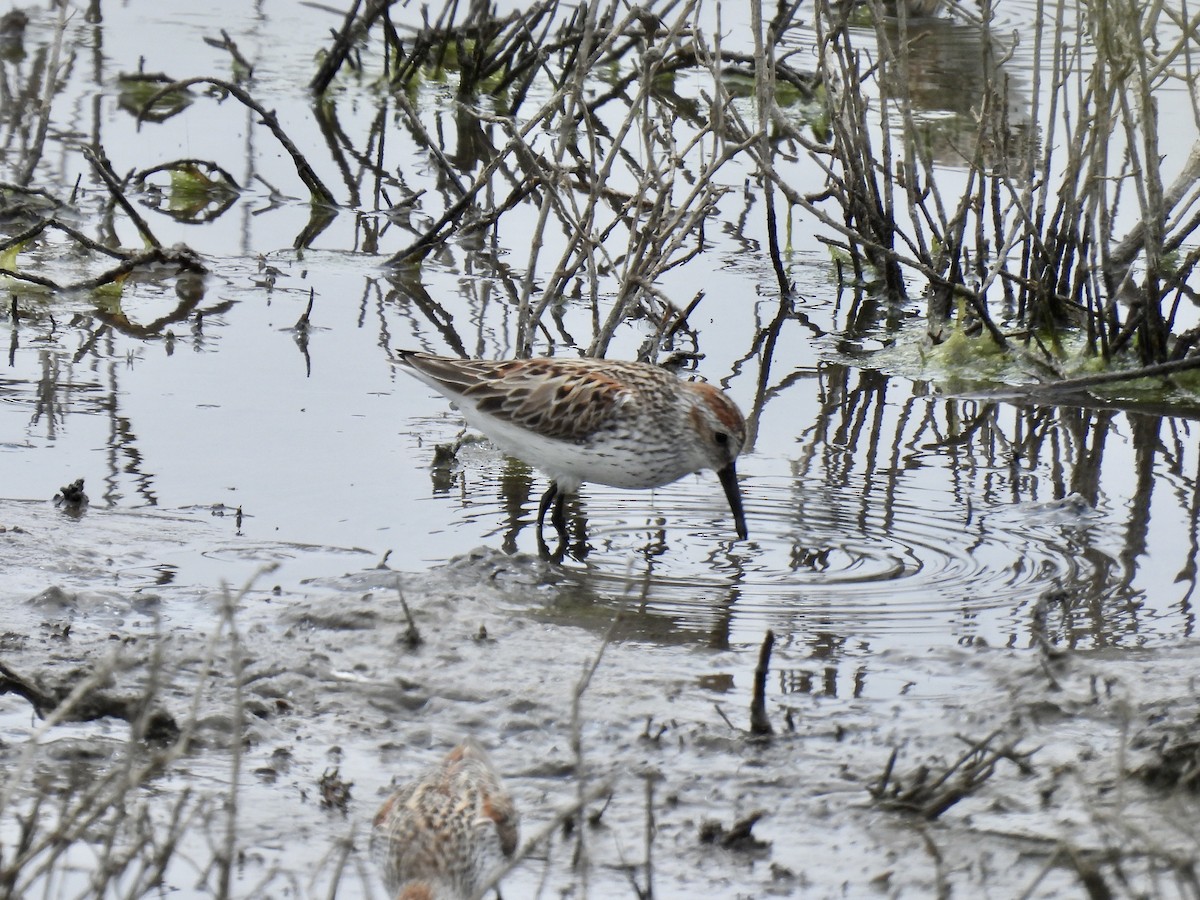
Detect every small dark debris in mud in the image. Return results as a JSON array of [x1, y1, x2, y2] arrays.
[[40, 621, 71, 641], [1136, 750, 1200, 791], [562, 791, 612, 836], [0, 524, 27, 534], [244, 697, 286, 721], [209, 503, 245, 531], [254, 749, 294, 784], [318, 766, 353, 814], [870, 870, 893, 890], [0, 660, 178, 743], [53, 477, 88, 515], [697, 672, 734, 693], [473, 624, 491, 642], [588, 792, 612, 828], [770, 862, 798, 885], [869, 731, 1034, 820], [430, 440, 460, 468], [698, 810, 770, 853], [429, 440, 461, 491], [0, 631, 28, 650], [396, 588, 423, 648], [1131, 708, 1200, 791], [639, 717, 668, 744]]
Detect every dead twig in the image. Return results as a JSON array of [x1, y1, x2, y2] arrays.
[[204, 29, 255, 79], [394, 582, 423, 649], [0, 244, 210, 294], [82, 146, 162, 249], [749, 629, 775, 736], [136, 77, 336, 206], [698, 810, 771, 852], [870, 731, 1034, 819], [0, 659, 178, 742]]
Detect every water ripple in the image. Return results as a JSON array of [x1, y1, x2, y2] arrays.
[[461, 473, 1111, 647]]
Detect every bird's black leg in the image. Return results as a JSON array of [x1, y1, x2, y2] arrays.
[[536, 482, 568, 561], [537, 482, 559, 538], [551, 491, 568, 539]]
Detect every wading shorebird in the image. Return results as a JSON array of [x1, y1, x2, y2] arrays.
[[394, 350, 748, 543], [371, 740, 519, 900]]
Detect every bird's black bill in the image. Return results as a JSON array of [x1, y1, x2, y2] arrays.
[[717, 462, 748, 540]]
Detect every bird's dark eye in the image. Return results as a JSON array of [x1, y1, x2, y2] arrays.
[[714, 431, 729, 446]]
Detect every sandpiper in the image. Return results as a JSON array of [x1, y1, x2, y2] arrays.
[[371, 740, 519, 900], [394, 350, 748, 541]]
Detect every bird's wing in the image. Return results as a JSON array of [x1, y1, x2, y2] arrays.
[[401, 353, 630, 443]]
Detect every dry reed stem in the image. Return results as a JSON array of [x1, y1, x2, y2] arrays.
[[14, 0, 68, 189], [802, 0, 1200, 370], [370, 0, 764, 360], [82, 146, 162, 249], [137, 77, 336, 207], [0, 567, 277, 896]]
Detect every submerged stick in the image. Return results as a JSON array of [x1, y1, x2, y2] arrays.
[[82, 147, 162, 249], [750, 629, 775, 736], [137, 78, 336, 206]]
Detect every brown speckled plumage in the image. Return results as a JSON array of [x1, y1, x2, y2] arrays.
[[371, 740, 519, 900], [394, 350, 748, 540]]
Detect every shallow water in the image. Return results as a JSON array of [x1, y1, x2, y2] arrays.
[[2, 0, 1200, 897]]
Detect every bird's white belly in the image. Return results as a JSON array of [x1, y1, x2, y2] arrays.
[[459, 407, 693, 491]]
